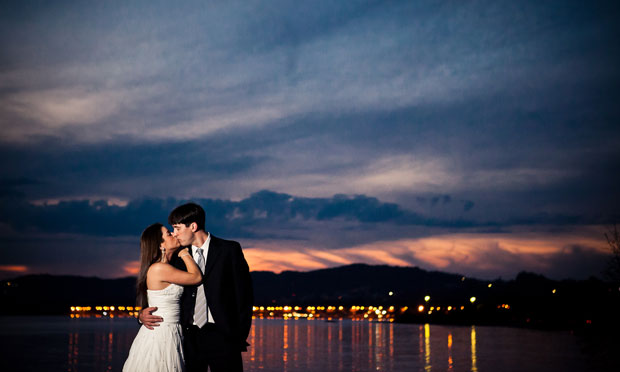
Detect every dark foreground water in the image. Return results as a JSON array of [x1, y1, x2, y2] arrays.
[[0, 316, 591, 372]]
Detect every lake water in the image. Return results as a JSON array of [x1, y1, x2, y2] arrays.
[[0, 316, 591, 371]]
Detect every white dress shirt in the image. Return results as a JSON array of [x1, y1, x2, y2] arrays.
[[192, 233, 215, 324]]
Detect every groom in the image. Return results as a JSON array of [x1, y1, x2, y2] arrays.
[[140, 202, 254, 372]]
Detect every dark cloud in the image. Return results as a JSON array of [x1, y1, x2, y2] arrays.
[[0, 190, 609, 243], [0, 191, 443, 238], [0, 177, 40, 197]]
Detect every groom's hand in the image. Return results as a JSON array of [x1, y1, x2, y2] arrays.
[[139, 307, 163, 330]]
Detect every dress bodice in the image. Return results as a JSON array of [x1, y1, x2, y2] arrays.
[[147, 283, 184, 324]]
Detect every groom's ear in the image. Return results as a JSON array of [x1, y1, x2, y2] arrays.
[[190, 222, 198, 232]]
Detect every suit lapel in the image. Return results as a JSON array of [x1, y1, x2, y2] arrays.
[[204, 235, 222, 277]]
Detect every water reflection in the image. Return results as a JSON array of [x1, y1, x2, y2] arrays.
[[246, 319, 452, 372], [243, 319, 585, 372], [0, 317, 589, 372], [67, 332, 78, 370], [447, 332, 453, 370], [471, 326, 478, 372], [424, 323, 431, 372], [65, 318, 135, 372], [283, 320, 288, 370]]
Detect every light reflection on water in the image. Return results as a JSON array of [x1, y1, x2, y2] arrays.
[[471, 326, 478, 372], [244, 319, 586, 372], [0, 317, 588, 372]]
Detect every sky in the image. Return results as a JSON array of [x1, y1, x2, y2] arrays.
[[1, 0, 619, 280]]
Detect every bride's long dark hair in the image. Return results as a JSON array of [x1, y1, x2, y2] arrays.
[[136, 223, 164, 308]]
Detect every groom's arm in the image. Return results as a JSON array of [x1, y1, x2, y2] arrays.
[[230, 241, 254, 347]]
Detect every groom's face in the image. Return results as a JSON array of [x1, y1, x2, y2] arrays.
[[172, 222, 195, 246]]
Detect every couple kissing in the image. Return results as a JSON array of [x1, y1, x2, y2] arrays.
[[123, 203, 253, 372]]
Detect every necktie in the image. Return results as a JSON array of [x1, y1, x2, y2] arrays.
[[193, 248, 208, 328]]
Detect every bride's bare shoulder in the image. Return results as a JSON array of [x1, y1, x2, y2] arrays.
[[147, 262, 169, 275]]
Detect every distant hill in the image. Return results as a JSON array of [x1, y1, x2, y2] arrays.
[[252, 263, 483, 305], [1, 264, 618, 331], [2, 264, 484, 312], [1, 274, 136, 315]]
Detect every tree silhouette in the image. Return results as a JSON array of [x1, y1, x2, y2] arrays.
[[604, 223, 620, 284]]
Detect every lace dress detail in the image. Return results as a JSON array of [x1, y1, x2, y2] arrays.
[[123, 283, 185, 372]]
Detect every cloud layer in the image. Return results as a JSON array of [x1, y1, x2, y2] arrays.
[[0, 191, 611, 280]]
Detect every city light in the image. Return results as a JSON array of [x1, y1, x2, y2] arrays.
[[68, 299, 498, 321]]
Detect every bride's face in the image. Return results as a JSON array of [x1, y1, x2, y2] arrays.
[[160, 226, 181, 252]]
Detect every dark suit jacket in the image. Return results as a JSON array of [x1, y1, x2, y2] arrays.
[[171, 235, 254, 352]]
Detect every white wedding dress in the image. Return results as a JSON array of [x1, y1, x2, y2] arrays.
[[123, 283, 185, 372]]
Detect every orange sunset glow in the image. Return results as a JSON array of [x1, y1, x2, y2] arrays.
[[241, 226, 608, 278], [123, 261, 140, 275], [0, 265, 28, 273]]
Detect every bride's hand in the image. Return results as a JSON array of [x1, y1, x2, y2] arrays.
[[179, 247, 191, 257]]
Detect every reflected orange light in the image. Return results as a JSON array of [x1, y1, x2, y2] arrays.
[[448, 333, 453, 369], [471, 326, 478, 372]]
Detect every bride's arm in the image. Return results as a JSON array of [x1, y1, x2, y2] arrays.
[[150, 248, 202, 285]]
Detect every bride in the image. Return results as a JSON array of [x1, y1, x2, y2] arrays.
[[123, 223, 202, 372]]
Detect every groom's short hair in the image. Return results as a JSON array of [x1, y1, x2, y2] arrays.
[[168, 203, 206, 231]]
